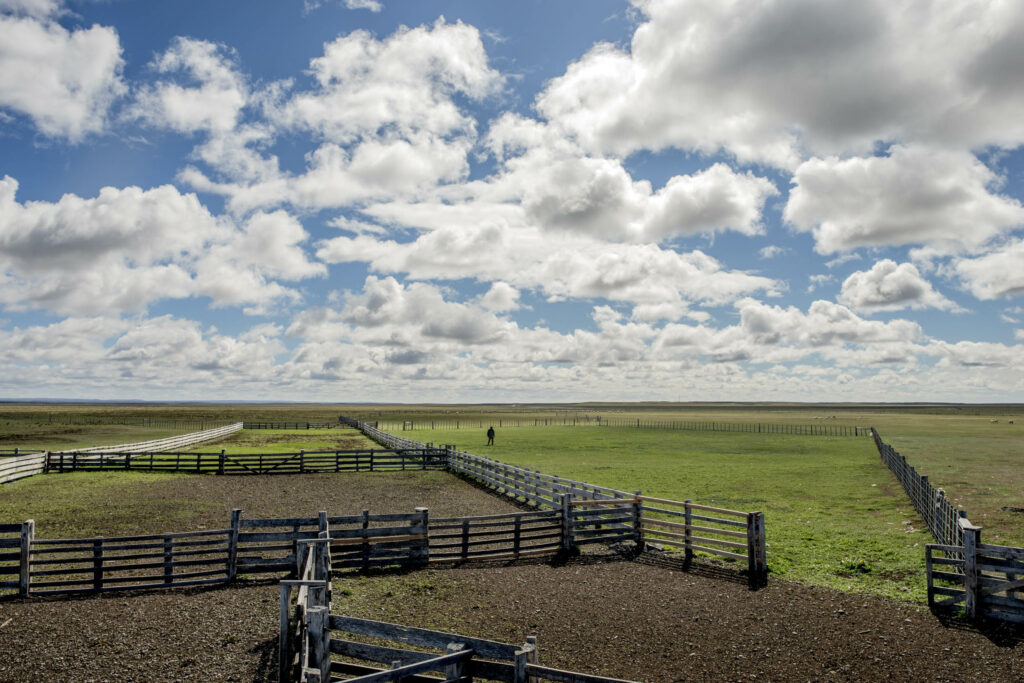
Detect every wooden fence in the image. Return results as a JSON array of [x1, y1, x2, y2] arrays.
[[47, 447, 448, 475], [874, 429, 1024, 624], [372, 416, 868, 438], [638, 496, 768, 588], [429, 510, 563, 563], [244, 422, 337, 430], [341, 418, 770, 587], [0, 451, 46, 484], [0, 521, 31, 596], [871, 428, 966, 548], [26, 527, 233, 595], [278, 539, 639, 683], [926, 518, 1024, 624]]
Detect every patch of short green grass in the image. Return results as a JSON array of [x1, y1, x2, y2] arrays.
[[183, 428, 378, 454], [0, 471, 221, 537]]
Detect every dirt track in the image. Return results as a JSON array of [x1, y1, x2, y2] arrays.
[[1, 472, 1022, 681]]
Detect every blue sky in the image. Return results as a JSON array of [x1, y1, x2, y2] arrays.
[[1, 0, 1023, 402]]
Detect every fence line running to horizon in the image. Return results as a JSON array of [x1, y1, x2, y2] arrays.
[[0, 413, 238, 432], [371, 416, 869, 437], [870, 428, 1024, 624]]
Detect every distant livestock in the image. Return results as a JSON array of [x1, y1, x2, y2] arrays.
[[990, 419, 998, 423]]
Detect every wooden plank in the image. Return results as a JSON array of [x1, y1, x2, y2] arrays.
[[980, 609, 1024, 625], [640, 497, 747, 517], [431, 510, 558, 524], [429, 544, 559, 561], [525, 664, 639, 683], [330, 527, 426, 541], [329, 639, 439, 666], [340, 649, 472, 683], [977, 544, 1024, 561], [30, 575, 229, 595], [329, 616, 518, 660]]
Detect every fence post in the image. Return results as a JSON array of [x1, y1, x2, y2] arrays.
[[683, 500, 693, 568], [163, 534, 174, 585], [412, 506, 429, 567], [514, 646, 529, 683], [218, 449, 226, 475], [300, 449, 305, 474], [561, 494, 575, 551], [631, 490, 644, 547], [93, 536, 103, 592], [445, 642, 468, 680], [526, 634, 539, 683], [279, 583, 293, 683], [306, 606, 330, 681], [962, 518, 981, 620], [19, 520, 34, 597], [755, 512, 767, 587], [228, 508, 242, 581]]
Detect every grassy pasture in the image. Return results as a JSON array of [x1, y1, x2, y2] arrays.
[[182, 427, 379, 454], [414, 424, 933, 600]]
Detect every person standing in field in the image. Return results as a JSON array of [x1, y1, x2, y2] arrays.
[[486, 426, 495, 445]]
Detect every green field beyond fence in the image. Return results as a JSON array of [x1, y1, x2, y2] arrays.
[[376, 416, 868, 437]]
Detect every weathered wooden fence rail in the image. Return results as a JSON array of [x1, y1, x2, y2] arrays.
[[430, 509, 563, 563], [47, 447, 448, 475], [873, 429, 1024, 624], [0, 451, 46, 484], [26, 527, 233, 596], [244, 421, 337, 430]]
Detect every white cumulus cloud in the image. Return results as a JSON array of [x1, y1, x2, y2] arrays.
[[838, 259, 959, 312], [0, 8, 125, 140], [785, 145, 1024, 254]]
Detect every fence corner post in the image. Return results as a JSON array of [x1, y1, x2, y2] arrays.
[[413, 507, 429, 567], [962, 519, 981, 621], [683, 500, 693, 568], [306, 605, 330, 681], [444, 642, 468, 680], [279, 583, 293, 683], [633, 490, 643, 548], [228, 508, 242, 581], [561, 493, 575, 551], [756, 512, 767, 587], [19, 519, 34, 597], [526, 634, 540, 683]]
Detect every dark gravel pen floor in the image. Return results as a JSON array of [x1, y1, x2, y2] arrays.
[[1, 472, 1021, 681]]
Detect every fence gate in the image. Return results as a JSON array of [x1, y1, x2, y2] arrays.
[[429, 510, 562, 563]]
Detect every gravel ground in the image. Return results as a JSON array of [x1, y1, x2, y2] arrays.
[[2, 472, 1021, 681]]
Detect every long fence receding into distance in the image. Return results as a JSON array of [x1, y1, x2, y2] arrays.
[[371, 416, 868, 437], [872, 428, 1024, 624]]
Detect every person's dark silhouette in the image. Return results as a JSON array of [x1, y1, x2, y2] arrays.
[[486, 426, 495, 445]]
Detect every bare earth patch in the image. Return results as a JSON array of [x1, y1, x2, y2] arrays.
[[2, 471, 1021, 681]]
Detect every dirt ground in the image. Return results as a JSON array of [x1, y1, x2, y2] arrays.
[[1, 473, 1022, 682]]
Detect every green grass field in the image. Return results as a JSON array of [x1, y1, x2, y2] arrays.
[[182, 428, 378, 454], [410, 425, 933, 600]]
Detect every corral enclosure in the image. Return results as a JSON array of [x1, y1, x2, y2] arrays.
[[4, 401, 1023, 599], [2, 403, 1023, 681]]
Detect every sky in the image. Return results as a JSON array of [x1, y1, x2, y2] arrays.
[[1, 0, 1023, 403]]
